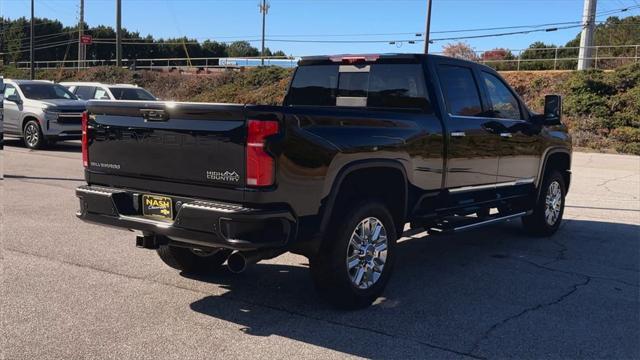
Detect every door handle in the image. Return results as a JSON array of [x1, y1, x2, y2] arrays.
[[450, 132, 466, 138], [500, 132, 513, 138]]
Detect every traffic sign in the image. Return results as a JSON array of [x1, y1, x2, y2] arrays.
[[80, 35, 93, 45]]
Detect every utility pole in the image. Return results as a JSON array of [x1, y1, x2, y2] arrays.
[[30, 0, 35, 79], [577, 0, 597, 70], [259, 0, 270, 66], [423, 0, 433, 54], [116, 0, 122, 67], [78, 0, 84, 70]]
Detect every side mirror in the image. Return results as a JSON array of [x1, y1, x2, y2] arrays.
[[543, 94, 562, 125], [6, 94, 22, 105]]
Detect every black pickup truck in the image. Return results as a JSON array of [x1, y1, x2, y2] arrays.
[[76, 54, 571, 309]]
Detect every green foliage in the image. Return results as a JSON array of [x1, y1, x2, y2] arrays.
[[7, 61, 639, 155], [4, 22, 24, 64], [227, 41, 260, 57], [611, 126, 640, 142], [557, 63, 640, 153], [615, 142, 640, 155], [519, 42, 557, 70]]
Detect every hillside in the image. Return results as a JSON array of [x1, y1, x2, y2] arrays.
[[2, 64, 639, 154]]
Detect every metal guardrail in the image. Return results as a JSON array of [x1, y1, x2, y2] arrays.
[[6, 45, 640, 71], [11, 57, 301, 71], [460, 44, 640, 71]]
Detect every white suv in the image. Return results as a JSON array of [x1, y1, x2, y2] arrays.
[[3, 79, 86, 149], [61, 82, 157, 101]]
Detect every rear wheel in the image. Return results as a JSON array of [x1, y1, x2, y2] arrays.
[[23, 120, 46, 149], [522, 170, 566, 236], [310, 201, 397, 309], [156, 244, 231, 274]]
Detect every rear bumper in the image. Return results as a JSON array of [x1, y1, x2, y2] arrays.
[[75, 185, 296, 250]]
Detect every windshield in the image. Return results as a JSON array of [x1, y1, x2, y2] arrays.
[[109, 87, 156, 101], [19, 83, 77, 100]]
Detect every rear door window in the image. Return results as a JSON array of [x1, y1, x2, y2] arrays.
[[437, 65, 484, 117], [368, 64, 430, 110]]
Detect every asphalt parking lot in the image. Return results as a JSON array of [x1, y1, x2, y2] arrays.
[[1, 139, 639, 359]]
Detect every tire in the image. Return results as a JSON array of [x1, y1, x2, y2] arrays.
[[522, 170, 566, 236], [310, 200, 397, 310], [156, 244, 231, 274], [23, 120, 46, 149]]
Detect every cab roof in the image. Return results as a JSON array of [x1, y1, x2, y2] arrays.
[[298, 53, 477, 67]]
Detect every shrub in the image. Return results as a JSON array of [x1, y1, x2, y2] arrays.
[[611, 126, 640, 143], [615, 142, 640, 155]]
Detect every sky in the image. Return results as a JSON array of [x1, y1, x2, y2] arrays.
[[2, 0, 639, 57]]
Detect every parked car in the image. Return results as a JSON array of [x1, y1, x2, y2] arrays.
[[1, 77, 4, 148], [61, 82, 157, 101], [3, 79, 86, 149], [76, 54, 571, 309]]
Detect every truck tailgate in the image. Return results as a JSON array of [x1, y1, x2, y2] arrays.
[[86, 101, 247, 188]]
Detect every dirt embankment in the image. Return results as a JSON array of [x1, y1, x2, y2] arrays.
[[3, 64, 638, 154]]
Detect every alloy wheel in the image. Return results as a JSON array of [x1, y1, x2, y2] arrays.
[[346, 217, 388, 290], [25, 123, 40, 148], [544, 180, 562, 226]]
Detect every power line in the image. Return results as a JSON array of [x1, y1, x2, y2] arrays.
[[3, 30, 80, 44], [3, 2, 640, 54], [0, 40, 77, 56]]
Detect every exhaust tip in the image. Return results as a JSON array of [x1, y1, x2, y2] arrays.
[[227, 252, 247, 274]]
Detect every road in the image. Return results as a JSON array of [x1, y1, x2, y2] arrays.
[[2, 140, 639, 359]]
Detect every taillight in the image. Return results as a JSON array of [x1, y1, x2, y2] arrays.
[[246, 119, 279, 187], [81, 111, 89, 168]]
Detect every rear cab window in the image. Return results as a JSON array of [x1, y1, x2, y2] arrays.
[[286, 60, 432, 112]]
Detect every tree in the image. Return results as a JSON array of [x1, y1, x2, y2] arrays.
[[5, 22, 25, 64], [480, 48, 517, 71], [0, 16, 285, 64], [202, 40, 228, 57], [227, 41, 259, 57], [519, 42, 558, 70], [442, 42, 478, 61], [565, 16, 640, 69], [481, 48, 514, 61]]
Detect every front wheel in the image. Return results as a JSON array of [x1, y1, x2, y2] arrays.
[[522, 170, 566, 236], [310, 201, 397, 309], [156, 244, 231, 274], [23, 120, 47, 149]]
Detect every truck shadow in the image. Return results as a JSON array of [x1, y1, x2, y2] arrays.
[[187, 218, 639, 358]]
